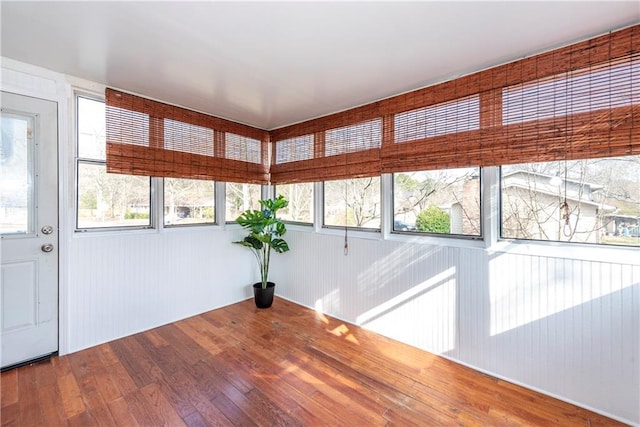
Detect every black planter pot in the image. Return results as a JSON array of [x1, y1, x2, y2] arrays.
[[253, 282, 275, 309]]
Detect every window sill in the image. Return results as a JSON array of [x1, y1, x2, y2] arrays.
[[385, 231, 486, 249], [73, 226, 158, 238], [318, 226, 382, 241], [490, 238, 640, 265], [162, 223, 222, 232]]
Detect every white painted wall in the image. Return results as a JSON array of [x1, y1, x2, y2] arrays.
[[271, 230, 639, 425], [3, 57, 638, 425]]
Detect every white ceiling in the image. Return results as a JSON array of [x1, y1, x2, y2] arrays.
[[1, 1, 638, 130]]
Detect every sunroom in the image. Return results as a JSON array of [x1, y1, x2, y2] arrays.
[[1, 2, 639, 425]]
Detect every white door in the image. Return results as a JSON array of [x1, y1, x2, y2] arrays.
[[1, 91, 58, 369]]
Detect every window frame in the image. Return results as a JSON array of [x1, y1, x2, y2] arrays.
[[162, 177, 217, 228], [273, 182, 314, 227], [390, 167, 484, 240], [321, 176, 383, 233], [224, 181, 263, 224], [497, 157, 640, 248], [74, 92, 154, 232], [70, 91, 638, 263]]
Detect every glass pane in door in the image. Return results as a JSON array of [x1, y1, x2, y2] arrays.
[[1, 113, 34, 234]]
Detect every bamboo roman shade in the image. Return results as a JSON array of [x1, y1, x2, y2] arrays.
[[270, 111, 383, 183], [271, 25, 639, 182], [106, 25, 638, 185], [498, 55, 639, 163], [105, 88, 269, 184]]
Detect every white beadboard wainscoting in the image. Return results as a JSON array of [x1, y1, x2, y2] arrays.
[[66, 228, 255, 353], [270, 230, 640, 425]]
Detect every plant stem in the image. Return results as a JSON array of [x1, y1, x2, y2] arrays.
[[263, 243, 271, 289]]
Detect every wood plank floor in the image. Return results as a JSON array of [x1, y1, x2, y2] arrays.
[[1, 298, 623, 426]]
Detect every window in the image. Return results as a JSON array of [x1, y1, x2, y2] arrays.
[[76, 96, 152, 230], [394, 95, 479, 142], [275, 183, 314, 224], [501, 155, 640, 246], [1, 112, 34, 234], [503, 57, 638, 125], [225, 133, 261, 164], [164, 120, 214, 155], [164, 178, 215, 226], [275, 135, 314, 164], [324, 177, 381, 230], [225, 182, 261, 222], [393, 168, 481, 236], [325, 119, 382, 156]]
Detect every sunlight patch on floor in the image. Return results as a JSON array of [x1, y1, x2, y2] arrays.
[[327, 324, 360, 345]]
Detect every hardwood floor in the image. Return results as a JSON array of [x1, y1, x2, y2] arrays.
[[1, 298, 623, 426]]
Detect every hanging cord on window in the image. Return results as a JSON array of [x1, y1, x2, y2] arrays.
[[344, 180, 349, 256], [344, 226, 349, 256], [560, 52, 573, 239], [560, 200, 572, 237], [560, 160, 572, 237]]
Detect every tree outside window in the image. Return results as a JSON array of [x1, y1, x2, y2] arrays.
[[501, 155, 640, 246], [393, 168, 481, 236], [324, 177, 381, 229]]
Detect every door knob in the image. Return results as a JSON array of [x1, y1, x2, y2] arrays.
[[41, 243, 54, 253]]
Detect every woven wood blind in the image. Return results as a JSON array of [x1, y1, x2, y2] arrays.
[[496, 55, 639, 164], [274, 134, 315, 164], [106, 25, 638, 185], [270, 111, 384, 184], [383, 25, 639, 172], [105, 88, 269, 184], [271, 25, 639, 182]]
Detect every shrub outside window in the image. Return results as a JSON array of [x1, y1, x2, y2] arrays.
[[164, 178, 215, 226], [275, 183, 314, 224], [324, 177, 381, 230], [501, 155, 640, 246], [76, 96, 151, 230], [393, 168, 481, 236]]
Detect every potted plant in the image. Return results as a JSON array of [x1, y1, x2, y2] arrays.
[[234, 195, 290, 308]]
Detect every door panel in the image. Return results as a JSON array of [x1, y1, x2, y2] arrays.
[[2, 260, 37, 331], [1, 91, 58, 369]]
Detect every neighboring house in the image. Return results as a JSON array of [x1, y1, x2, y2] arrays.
[[501, 171, 615, 243], [601, 213, 640, 236], [451, 171, 617, 243], [449, 175, 481, 236]]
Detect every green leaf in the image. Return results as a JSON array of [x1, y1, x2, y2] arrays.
[[254, 233, 271, 244], [275, 222, 287, 236], [240, 235, 263, 250], [271, 238, 290, 253], [236, 209, 266, 233], [260, 194, 289, 213], [272, 194, 289, 211]]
